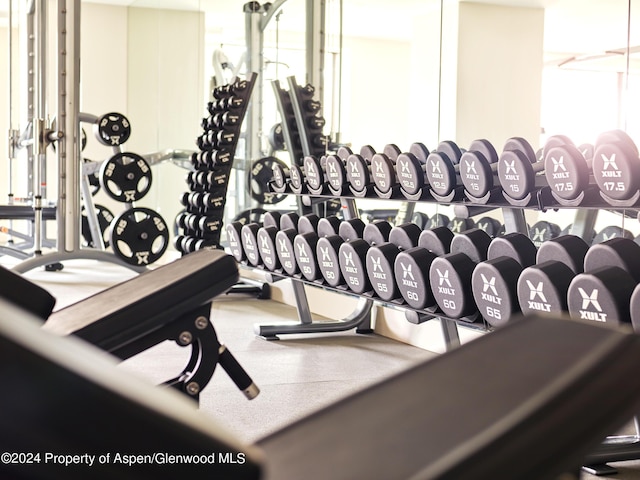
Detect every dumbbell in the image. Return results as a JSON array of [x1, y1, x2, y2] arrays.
[[447, 217, 475, 234], [325, 146, 353, 196], [517, 234, 590, 317], [543, 135, 600, 205], [339, 220, 392, 294], [458, 139, 501, 203], [303, 155, 327, 195], [254, 212, 285, 271], [370, 144, 402, 197], [315, 218, 367, 287], [411, 211, 430, 229], [425, 213, 450, 229], [429, 228, 493, 320], [395, 142, 431, 200], [288, 162, 307, 194], [346, 145, 377, 197], [528, 220, 561, 248], [424, 141, 464, 202], [497, 137, 543, 205], [475, 217, 503, 237], [365, 223, 423, 301], [393, 226, 455, 310], [470, 232, 538, 326], [591, 130, 640, 205], [293, 215, 342, 281], [567, 237, 640, 325], [592, 225, 633, 244], [273, 212, 304, 275]]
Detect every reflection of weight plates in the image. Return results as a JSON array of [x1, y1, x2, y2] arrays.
[[99, 152, 152, 202], [81, 204, 114, 248], [110, 207, 169, 266], [232, 208, 267, 226], [249, 157, 287, 205], [94, 112, 131, 146], [83, 158, 101, 195]]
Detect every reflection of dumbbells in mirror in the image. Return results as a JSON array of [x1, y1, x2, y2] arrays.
[[470, 233, 539, 326], [365, 223, 424, 301], [339, 220, 392, 294], [393, 226, 455, 311], [429, 228, 493, 321], [568, 238, 640, 325], [345, 145, 380, 197], [447, 217, 475, 234], [528, 220, 560, 248], [591, 130, 640, 207], [474, 216, 503, 238], [517, 235, 589, 318], [592, 225, 633, 244]]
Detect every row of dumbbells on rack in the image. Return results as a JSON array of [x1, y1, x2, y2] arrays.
[[226, 211, 640, 330], [270, 130, 640, 209], [176, 73, 257, 254]]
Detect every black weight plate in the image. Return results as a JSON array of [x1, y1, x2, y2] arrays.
[[100, 152, 152, 202], [409, 142, 430, 162], [95, 112, 131, 146], [475, 217, 502, 238], [280, 213, 300, 231], [289, 164, 305, 190], [411, 212, 429, 229], [592, 225, 634, 244], [110, 207, 169, 266], [338, 218, 366, 242], [81, 204, 114, 248], [389, 223, 421, 250], [436, 140, 462, 165], [528, 220, 560, 248], [317, 216, 341, 237], [584, 237, 640, 282], [542, 134, 574, 159], [363, 220, 392, 246], [271, 162, 289, 189], [468, 139, 498, 164], [250, 157, 288, 205], [359, 145, 376, 161], [298, 214, 320, 235], [595, 129, 639, 155], [447, 217, 475, 234], [263, 212, 282, 229], [450, 228, 491, 263], [425, 214, 450, 230]]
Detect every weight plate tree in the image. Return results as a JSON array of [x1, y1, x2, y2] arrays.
[[176, 73, 258, 254]]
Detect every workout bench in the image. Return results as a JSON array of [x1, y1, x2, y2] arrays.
[[1, 307, 640, 479], [0, 247, 258, 402]]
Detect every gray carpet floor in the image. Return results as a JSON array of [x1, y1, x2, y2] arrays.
[[20, 259, 640, 479]]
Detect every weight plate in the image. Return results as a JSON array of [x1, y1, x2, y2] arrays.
[[371, 153, 397, 193], [81, 204, 114, 248], [346, 154, 371, 192], [325, 155, 347, 193], [366, 244, 400, 301], [498, 149, 535, 201], [396, 152, 425, 196], [226, 222, 245, 262], [241, 223, 262, 266], [95, 112, 131, 146], [425, 151, 456, 197], [294, 232, 321, 281], [99, 152, 152, 202], [460, 150, 493, 198], [394, 247, 437, 310], [472, 258, 521, 327], [303, 156, 325, 190], [257, 226, 280, 271], [543, 144, 589, 201], [249, 156, 288, 204], [517, 261, 574, 316], [110, 207, 169, 266], [317, 236, 344, 286], [592, 141, 640, 201]]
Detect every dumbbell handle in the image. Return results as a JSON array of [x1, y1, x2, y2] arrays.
[[218, 344, 260, 400]]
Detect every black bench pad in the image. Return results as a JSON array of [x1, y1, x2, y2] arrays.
[[43, 248, 238, 352], [259, 316, 640, 480], [0, 266, 56, 320]]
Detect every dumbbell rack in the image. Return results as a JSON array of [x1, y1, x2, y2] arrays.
[[175, 73, 257, 254]]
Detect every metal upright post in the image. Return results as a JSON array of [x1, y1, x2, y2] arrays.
[[305, 0, 325, 106]]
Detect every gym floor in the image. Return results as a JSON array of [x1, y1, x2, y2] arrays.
[[16, 258, 640, 479]]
